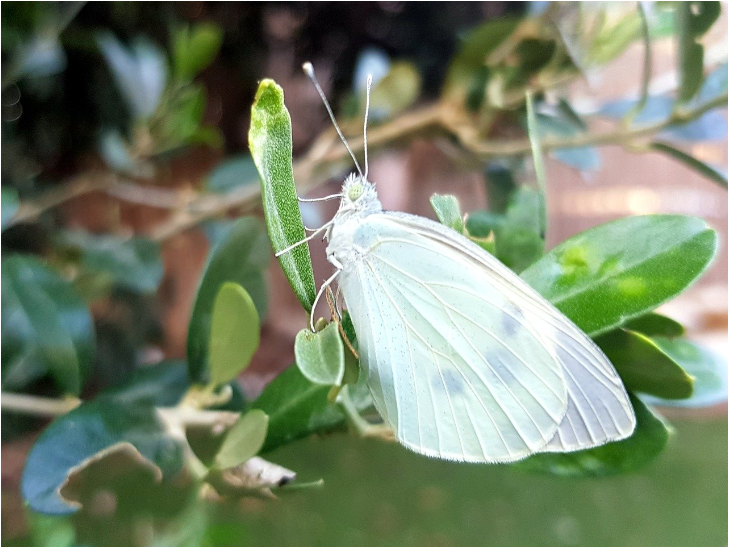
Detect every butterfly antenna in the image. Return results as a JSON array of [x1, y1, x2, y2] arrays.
[[363, 74, 372, 181], [303, 62, 363, 177]]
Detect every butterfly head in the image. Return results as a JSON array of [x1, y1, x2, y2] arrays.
[[341, 173, 381, 214]]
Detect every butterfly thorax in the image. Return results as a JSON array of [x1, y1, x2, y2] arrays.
[[325, 174, 382, 267]]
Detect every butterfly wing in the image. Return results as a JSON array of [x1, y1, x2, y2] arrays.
[[336, 214, 569, 463], [381, 212, 636, 453]]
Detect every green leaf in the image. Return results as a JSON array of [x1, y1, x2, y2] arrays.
[[2, 187, 19, 230], [595, 329, 693, 399], [103, 361, 189, 407], [646, 338, 728, 408], [214, 409, 268, 470], [172, 23, 223, 81], [21, 399, 184, 514], [97, 33, 167, 119], [254, 365, 371, 453], [209, 283, 260, 387], [650, 141, 727, 189], [58, 230, 163, 293], [442, 17, 520, 103], [522, 215, 718, 336], [249, 79, 316, 312], [513, 395, 669, 477], [187, 217, 269, 383], [495, 187, 545, 272], [429, 194, 464, 233], [676, 2, 721, 104], [294, 322, 345, 386], [622, 312, 684, 338], [2, 255, 95, 395], [205, 155, 260, 194], [483, 163, 518, 214]]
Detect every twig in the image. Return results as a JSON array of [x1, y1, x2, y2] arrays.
[[0, 391, 239, 429]]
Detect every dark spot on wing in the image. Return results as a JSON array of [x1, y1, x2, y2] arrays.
[[501, 302, 524, 337], [432, 370, 465, 396]]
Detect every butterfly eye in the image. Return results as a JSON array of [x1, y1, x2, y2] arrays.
[[348, 183, 364, 201]]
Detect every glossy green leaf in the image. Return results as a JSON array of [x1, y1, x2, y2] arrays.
[[513, 395, 669, 477], [214, 409, 269, 470], [522, 215, 718, 336], [676, 2, 721, 104], [294, 322, 345, 386], [429, 194, 464, 233], [249, 79, 316, 312], [205, 155, 260, 194], [645, 338, 728, 408], [209, 283, 260, 387], [651, 142, 727, 189], [2, 255, 95, 395], [595, 329, 693, 399], [58, 230, 163, 293], [254, 365, 372, 453], [172, 23, 223, 81], [187, 217, 269, 383], [21, 399, 184, 514], [622, 312, 684, 338], [2, 187, 19, 230], [495, 187, 544, 272]]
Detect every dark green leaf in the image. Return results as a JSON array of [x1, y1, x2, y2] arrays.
[[442, 17, 520, 103], [513, 395, 669, 477], [495, 187, 544, 272], [465, 210, 504, 237], [483, 163, 518, 214], [209, 282, 260, 387], [522, 215, 718, 336], [205, 155, 260, 194], [187, 217, 269, 383], [646, 338, 728, 408], [676, 2, 721, 104], [249, 79, 316, 312], [2, 255, 95, 394], [214, 409, 268, 470], [103, 361, 189, 407], [2, 187, 19, 230], [595, 329, 693, 399], [172, 23, 223, 81], [97, 33, 167, 119], [622, 312, 684, 338], [58, 230, 164, 293], [294, 322, 345, 386], [21, 399, 184, 514], [254, 365, 371, 453], [651, 141, 727, 188], [429, 194, 464, 233]]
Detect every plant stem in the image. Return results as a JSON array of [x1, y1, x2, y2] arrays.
[[0, 391, 240, 428]]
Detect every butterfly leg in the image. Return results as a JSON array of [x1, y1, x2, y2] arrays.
[[309, 267, 342, 331], [297, 193, 343, 203], [274, 219, 335, 258]]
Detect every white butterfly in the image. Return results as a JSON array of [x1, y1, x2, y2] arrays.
[[279, 63, 636, 463]]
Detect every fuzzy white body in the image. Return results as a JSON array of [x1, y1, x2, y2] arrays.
[[325, 175, 636, 463]]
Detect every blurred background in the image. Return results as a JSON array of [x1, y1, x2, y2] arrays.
[[1, 1, 727, 546]]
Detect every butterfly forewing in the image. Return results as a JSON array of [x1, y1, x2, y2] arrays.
[[381, 212, 636, 453], [339, 215, 569, 463]]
